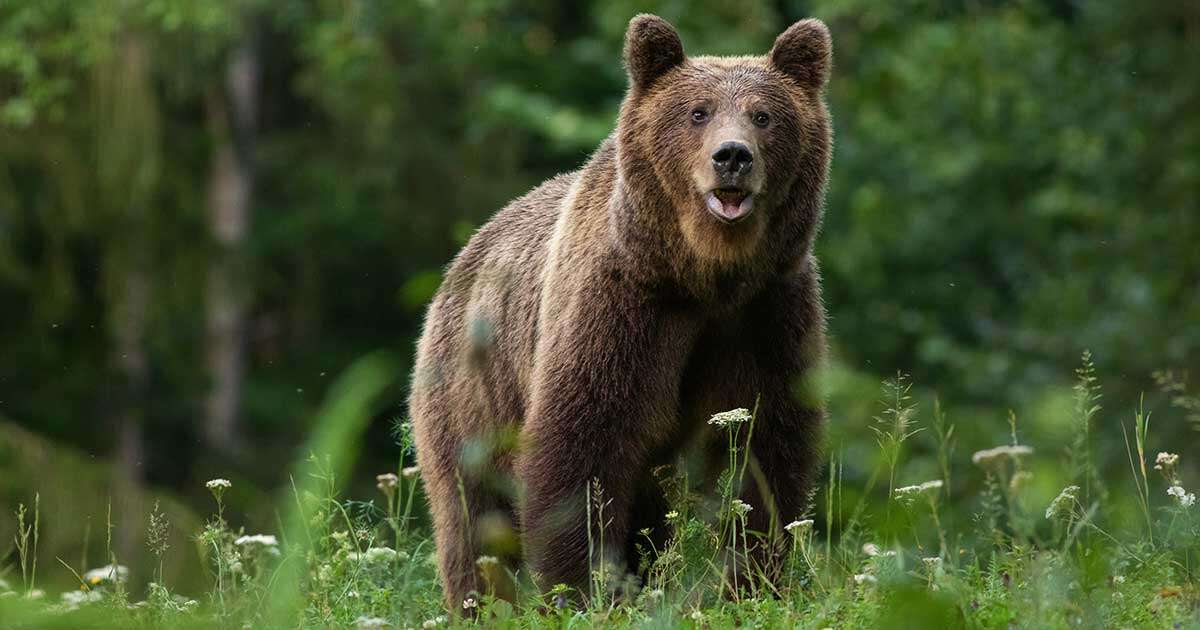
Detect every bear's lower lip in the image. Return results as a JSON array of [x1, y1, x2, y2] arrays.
[[705, 189, 754, 223]]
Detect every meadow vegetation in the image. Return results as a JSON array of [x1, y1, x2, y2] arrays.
[[2, 353, 1197, 628]]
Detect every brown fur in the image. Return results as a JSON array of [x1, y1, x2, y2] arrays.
[[409, 14, 833, 612]]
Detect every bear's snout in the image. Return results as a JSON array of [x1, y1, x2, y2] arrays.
[[711, 140, 754, 180]]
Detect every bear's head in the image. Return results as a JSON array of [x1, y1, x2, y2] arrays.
[[616, 15, 832, 268]]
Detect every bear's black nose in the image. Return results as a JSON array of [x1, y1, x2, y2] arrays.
[[712, 141, 754, 177]]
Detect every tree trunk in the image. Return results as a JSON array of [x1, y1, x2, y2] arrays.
[[204, 32, 259, 455], [95, 31, 161, 569], [112, 267, 148, 564]]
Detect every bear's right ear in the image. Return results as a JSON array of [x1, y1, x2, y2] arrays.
[[770, 18, 832, 91], [624, 14, 684, 92]]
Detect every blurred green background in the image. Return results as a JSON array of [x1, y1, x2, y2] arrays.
[[1, 0, 1197, 596]]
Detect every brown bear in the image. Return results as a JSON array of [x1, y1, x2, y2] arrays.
[[409, 14, 832, 612]]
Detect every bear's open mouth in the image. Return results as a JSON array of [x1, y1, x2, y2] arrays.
[[705, 187, 754, 223]]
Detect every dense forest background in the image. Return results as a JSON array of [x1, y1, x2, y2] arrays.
[[1, 0, 1197, 594]]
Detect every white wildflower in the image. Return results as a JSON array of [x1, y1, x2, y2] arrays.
[[354, 616, 391, 629], [60, 589, 103, 610], [923, 557, 943, 572], [1045, 485, 1080, 521], [1112, 575, 1126, 585], [785, 519, 814, 536], [366, 547, 397, 562], [894, 480, 943, 505], [236, 534, 280, 558], [972, 445, 1033, 467], [862, 542, 880, 557], [665, 510, 679, 520], [1155, 452, 1179, 470], [402, 465, 421, 478], [1167, 485, 1196, 507], [853, 573, 877, 585], [235, 534, 280, 555], [205, 478, 232, 490], [83, 564, 129, 586], [475, 555, 499, 568], [708, 408, 752, 428], [646, 588, 664, 601], [690, 610, 704, 621], [235, 534, 278, 547], [730, 499, 753, 518], [421, 616, 447, 628], [462, 596, 478, 610], [376, 473, 399, 491]]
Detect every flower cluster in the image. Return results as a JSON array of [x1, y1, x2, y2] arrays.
[[1155, 452, 1181, 485], [1155, 452, 1179, 469], [82, 564, 129, 587], [861, 543, 896, 558], [708, 408, 752, 428], [60, 589, 103, 611], [1167, 485, 1196, 508], [853, 573, 877, 586], [894, 480, 943, 506], [730, 499, 753, 518], [785, 519, 814, 537], [1045, 485, 1080, 521], [235, 534, 278, 548], [348, 546, 403, 564], [971, 445, 1033, 468], [375, 473, 399, 492]]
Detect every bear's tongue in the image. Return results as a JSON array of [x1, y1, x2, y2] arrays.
[[706, 189, 753, 221]]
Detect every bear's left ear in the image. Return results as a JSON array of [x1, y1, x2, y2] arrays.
[[624, 14, 685, 92], [770, 18, 832, 91]]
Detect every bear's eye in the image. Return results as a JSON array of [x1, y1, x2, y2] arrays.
[[752, 111, 771, 128], [690, 108, 709, 124]]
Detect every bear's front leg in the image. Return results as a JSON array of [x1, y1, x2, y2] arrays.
[[737, 274, 826, 589], [518, 279, 696, 602], [685, 270, 826, 593]]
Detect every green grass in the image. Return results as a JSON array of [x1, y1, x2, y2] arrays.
[[2, 354, 1198, 629]]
